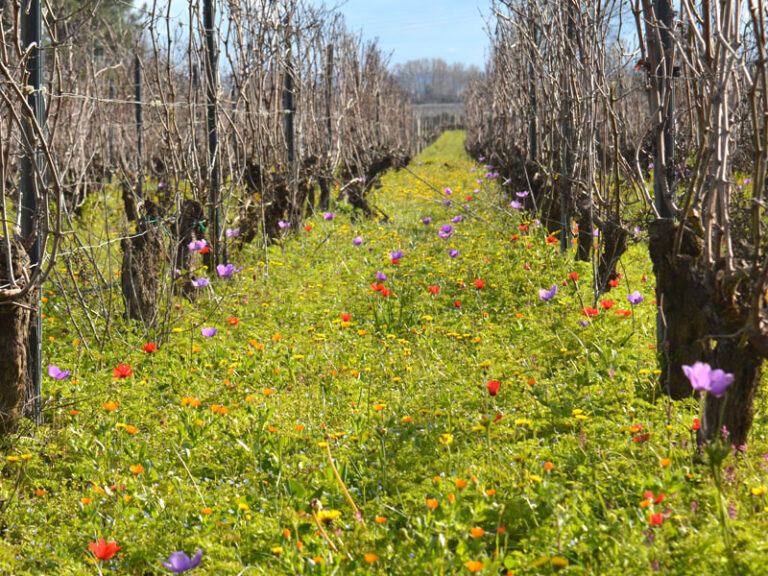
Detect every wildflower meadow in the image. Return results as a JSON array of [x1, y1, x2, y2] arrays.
[[2, 131, 767, 575]]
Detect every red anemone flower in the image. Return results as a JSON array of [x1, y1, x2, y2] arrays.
[[340, 313, 351, 322], [486, 380, 500, 396], [600, 299, 616, 310], [427, 286, 440, 295], [141, 342, 157, 354], [113, 364, 133, 379], [568, 272, 579, 282], [581, 307, 599, 317], [474, 279, 486, 290], [89, 538, 120, 561]]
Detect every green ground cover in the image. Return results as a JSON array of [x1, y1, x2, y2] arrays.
[[3, 131, 768, 575]]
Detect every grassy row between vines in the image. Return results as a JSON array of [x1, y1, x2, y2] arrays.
[[2, 130, 768, 575]]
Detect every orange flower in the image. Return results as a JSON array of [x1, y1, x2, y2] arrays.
[[364, 553, 378, 563], [469, 527, 485, 538], [543, 461, 554, 471], [426, 498, 439, 509], [129, 464, 145, 474], [455, 478, 468, 489], [181, 396, 201, 407], [103, 401, 119, 412], [465, 560, 483, 572], [227, 316, 239, 326], [201, 507, 213, 515], [124, 425, 139, 434], [374, 516, 387, 524], [211, 405, 230, 414]]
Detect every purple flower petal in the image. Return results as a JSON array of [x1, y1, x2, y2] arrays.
[[200, 328, 217, 337], [47, 364, 71, 380]]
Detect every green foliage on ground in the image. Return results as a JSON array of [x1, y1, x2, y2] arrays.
[[3, 131, 768, 575]]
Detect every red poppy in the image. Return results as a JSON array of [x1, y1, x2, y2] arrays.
[[581, 307, 599, 317], [600, 299, 615, 310], [465, 195, 473, 201], [89, 538, 120, 561], [615, 309, 632, 317], [633, 433, 650, 443], [304, 225, 312, 232], [113, 364, 133, 379], [545, 235, 557, 245], [199, 246, 210, 254], [518, 224, 528, 231], [493, 414, 503, 423], [340, 313, 351, 322], [691, 418, 700, 431], [568, 272, 578, 282], [649, 512, 664, 526], [427, 286, 440, 295], [644, 491, 665, 504], [474, 279, 486, 290], [486, 380, 500, 396], [227, 316, 239, 326], [608, 279, 619, 288], [454, 300, 461, 307], [510, 235, 519, 241], [390, 259, 400, 265], [141, 342, 157, 354], [371, 283, 384, 292]]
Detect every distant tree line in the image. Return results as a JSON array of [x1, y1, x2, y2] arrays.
[[394, 58, 481, 104]]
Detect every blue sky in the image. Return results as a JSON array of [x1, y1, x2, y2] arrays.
[[333, 0, 489, 67]]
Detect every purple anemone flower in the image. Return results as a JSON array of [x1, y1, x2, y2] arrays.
[[510, 201, 522, 209], [162, 549, 202, 573], [451, 215, 463, 223], [191, 277, 209, 288], [216, 264, 243, 278], [376, 271, 387, 281], [225, 228, 240, 238], [388, 251, 404, 261], [449, 249, 459, 258], [323, 212, 335, 221], [682, 362, 734, 398], [516, 191, 530, 198], [439, 225, 454, 239], [421, 217, 432, 225], [444, 187, 452, 195], [200, 328, 217, 337], [538, 284, 558, 302], [627, 291, 644, 305], [48, 364, 71, 380], [443, 199, 452, 207], [188, 239, 207, 252], [353, 236, 363, 246], [278, 220, 291, 229]]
